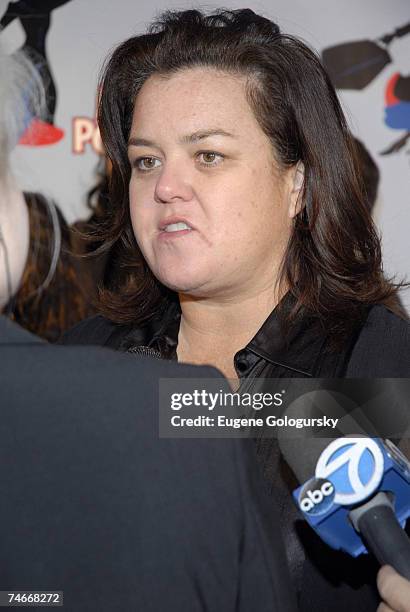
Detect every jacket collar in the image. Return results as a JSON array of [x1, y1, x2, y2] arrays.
[[125, 293, 333, 376], [246, 304, 330, 377]]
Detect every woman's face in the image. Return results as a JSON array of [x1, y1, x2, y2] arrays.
[[128, 67, 298, 300]]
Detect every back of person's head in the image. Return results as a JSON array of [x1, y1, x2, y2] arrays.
[[96, 8, 403, 334]]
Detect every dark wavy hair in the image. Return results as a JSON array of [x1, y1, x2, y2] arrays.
[[94, 8, 404, 337]]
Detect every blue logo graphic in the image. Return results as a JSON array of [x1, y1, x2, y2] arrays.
[[298, 477, 335, 516], [315, 438, 384, 506]]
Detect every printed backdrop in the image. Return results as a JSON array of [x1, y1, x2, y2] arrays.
[[1, 0, 409, 309]]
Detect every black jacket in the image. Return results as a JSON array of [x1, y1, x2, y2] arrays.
[[62, 300, 410, 611], [62, 299, 410, 378], [0, 316, 297, 612]]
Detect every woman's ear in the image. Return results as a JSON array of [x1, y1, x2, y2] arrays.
[[288, 161, 305, 219]]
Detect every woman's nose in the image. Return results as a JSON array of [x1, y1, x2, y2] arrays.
[[154, 161, 194, 204]]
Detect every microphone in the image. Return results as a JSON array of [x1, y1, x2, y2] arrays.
[[126, 346, 162, 359], [279, 434, 410, 579]]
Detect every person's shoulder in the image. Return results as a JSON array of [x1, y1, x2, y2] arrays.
[[60, 314, 128, 347], [346, 305, 410, 377], [0, 315, 44, 345], [361, 304, 409, 343]]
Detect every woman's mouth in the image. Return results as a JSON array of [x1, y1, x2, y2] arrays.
[[158, 218, 196, 240], [162, 222, 192, 233]]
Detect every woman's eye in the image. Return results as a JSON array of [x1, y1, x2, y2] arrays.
[[134, 157, 161, 171], [197, 151, 224, 167]]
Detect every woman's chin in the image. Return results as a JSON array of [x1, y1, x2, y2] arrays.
[[154, 267, 212, 295], [159, 277, 205, 294]]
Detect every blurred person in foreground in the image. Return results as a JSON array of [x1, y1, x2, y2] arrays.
[[0, 33, 94, 341], [62, 9, 410, 611], [0, 47, 296, 612]]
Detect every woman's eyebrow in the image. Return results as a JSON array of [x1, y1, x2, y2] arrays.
[[128, 128, 237, 148], [128, 137, 157, 148], [179, 128, 237, 143]]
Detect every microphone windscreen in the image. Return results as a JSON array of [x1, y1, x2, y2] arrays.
[[277, 388, 371, 483], [127, 346, 162, 359]]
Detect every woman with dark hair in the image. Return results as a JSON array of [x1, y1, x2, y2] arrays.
[[63, 8, 410, 610], [0, 44, 300, 612]]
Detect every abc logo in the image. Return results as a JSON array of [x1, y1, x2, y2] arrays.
[[298, 478, 335, 516]]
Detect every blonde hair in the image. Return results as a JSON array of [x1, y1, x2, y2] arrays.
[[0, 45, 44, 180]]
